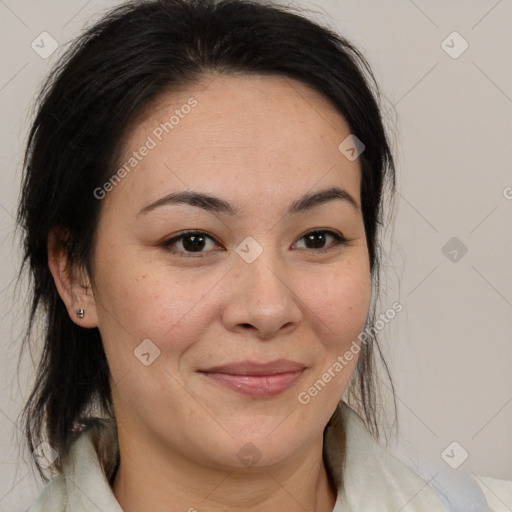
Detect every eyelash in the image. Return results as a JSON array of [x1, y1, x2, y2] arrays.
[[159, 229, 349, 258]]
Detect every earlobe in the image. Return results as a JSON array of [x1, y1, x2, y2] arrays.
[[47, 228, 99, 328]]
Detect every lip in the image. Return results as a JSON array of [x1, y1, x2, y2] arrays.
[[198, 359, 306, 397]]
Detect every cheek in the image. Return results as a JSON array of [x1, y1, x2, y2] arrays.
[[93, 264, 223, 419], [91, 254, 238, 385], [97, 276, 213, 335], [305, 262, 372, 347], [293, 263, 371, 427]]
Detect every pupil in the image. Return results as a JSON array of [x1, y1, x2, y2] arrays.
[[181, 233, 326, 252], [183, 234, 205, 252], [307, 232, 325, 249]]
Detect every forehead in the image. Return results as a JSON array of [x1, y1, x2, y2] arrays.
[[106, 73, 361, 215]]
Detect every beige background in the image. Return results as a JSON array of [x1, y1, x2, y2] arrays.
[[0, 0, 511, 510]]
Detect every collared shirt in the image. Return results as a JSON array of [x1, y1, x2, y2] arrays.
[[27, 401, 510, 511]]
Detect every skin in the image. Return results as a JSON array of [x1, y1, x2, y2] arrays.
[[48, 73, 372, 512]]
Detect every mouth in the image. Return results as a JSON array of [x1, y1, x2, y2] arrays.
[[198, 359, 307, 397]]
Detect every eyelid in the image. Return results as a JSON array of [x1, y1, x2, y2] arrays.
[[292, 229, 349, 254], [160, 228, 349, 257], [159, 230, 222, 257]]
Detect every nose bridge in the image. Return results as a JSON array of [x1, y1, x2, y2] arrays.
[[224, 234, 301, 338], [235, 234, 288, 299]]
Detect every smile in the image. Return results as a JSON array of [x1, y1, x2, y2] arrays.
[[198, 359, 307, 397]]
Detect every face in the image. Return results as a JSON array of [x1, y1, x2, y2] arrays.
[[88, 73, 371, 470]]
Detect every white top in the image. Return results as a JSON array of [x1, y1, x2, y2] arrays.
[[27, 401, 511, 511]]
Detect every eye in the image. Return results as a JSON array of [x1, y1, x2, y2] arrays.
[[160, 231, 221, 257], [293, 229, 349, 253], [160, 229, 349, 258]]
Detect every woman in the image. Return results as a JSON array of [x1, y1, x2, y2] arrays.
[[16, 0, 499, 510]]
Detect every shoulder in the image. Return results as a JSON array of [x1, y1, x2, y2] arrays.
[[428, 470, 512, 512], [473, 475, 512, 512], [372, 422, 510, 512], [27, 417, 121, 512], [325, 402, 447, 511], [26, 474, 67, 512]]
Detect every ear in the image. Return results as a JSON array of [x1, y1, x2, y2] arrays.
[[47, 228, 99, 328]]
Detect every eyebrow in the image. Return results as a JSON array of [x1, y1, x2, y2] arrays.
[[137, 186, 359, 217]]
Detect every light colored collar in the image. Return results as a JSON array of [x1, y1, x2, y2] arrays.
[[330, 401, 447, 511], [28, 402, 447, 511]]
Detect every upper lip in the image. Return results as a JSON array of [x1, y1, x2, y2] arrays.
[[199, 359, 306, 375]]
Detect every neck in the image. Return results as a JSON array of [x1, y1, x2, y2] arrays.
[[112, 428, 337, 512]]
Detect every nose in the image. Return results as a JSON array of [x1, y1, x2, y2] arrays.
[[221, 244, 303, 340]]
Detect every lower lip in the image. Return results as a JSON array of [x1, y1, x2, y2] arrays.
[[201, 370, 305, 397]]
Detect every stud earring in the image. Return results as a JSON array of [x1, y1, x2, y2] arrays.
[[76, 308, 85, 319]]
